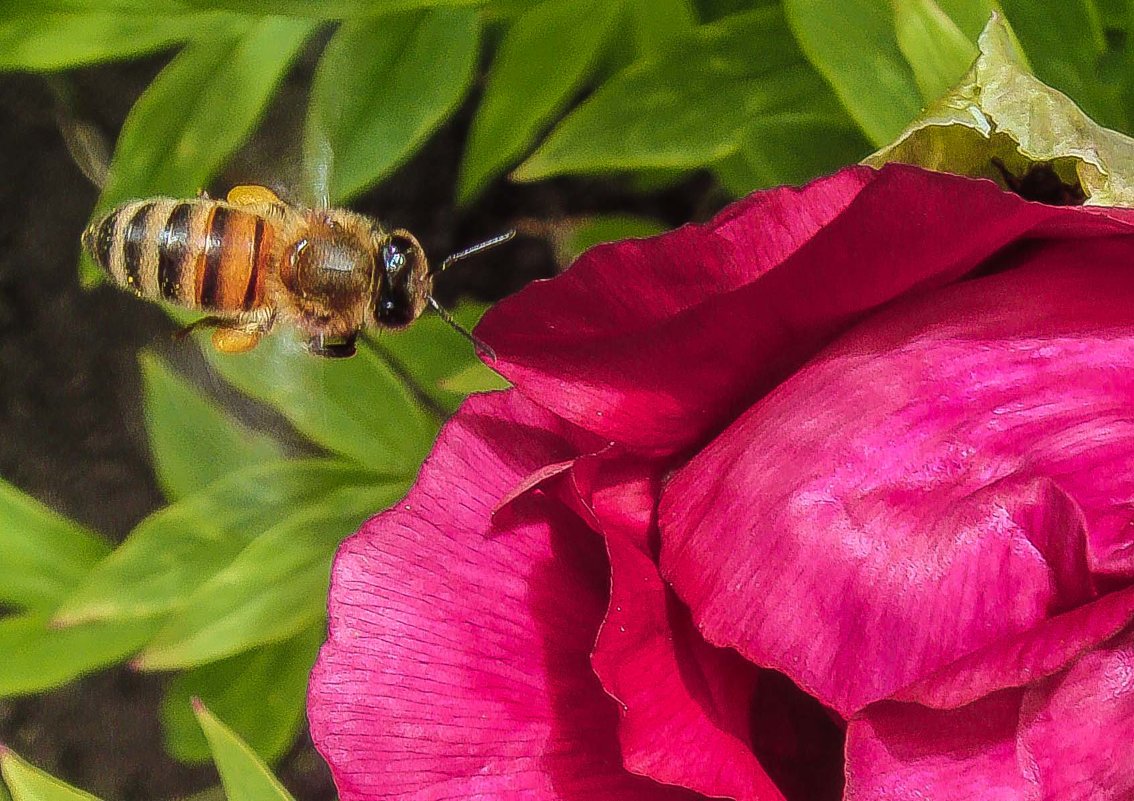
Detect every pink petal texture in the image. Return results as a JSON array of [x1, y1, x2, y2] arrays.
[[575, 456, 788, 801], [478, 164, 1134, 454], [661, 241, 1134, 718], [845, 624, 1134, 800], [1020, 625, 1134, 799], [308, 391, 698, 801], [844, 691, 1036, 801]]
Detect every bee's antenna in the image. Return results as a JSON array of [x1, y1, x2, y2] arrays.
[[427, 295, 496, 362], [432, 229, 516, 276]]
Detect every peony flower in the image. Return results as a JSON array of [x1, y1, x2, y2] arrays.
[[308, 163, 1134, 800]]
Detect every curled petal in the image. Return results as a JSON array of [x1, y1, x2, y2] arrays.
[[662, 242, 1134, 717], [480, 164, 1134, 453], [577, 457, 787, 801], [308, 391, 693, 801]]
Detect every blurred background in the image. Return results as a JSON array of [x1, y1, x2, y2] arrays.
[[0, 1, 1129, 799]]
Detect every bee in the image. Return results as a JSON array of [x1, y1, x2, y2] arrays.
[[82, 184, 512, 358]]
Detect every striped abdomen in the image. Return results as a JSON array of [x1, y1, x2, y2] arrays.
[[83, 198, 273, 314]]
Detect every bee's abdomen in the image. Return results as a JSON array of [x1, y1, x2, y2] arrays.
[[85, 198, 273, 314]]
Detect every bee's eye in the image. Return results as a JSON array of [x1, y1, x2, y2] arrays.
[[383, 235, 417, 274]]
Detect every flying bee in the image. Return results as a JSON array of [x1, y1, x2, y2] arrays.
[[81, 184, 512, 358]]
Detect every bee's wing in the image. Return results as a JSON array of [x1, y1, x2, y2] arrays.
[[302, 106, 334, 211], [50, 75, 110, 190]]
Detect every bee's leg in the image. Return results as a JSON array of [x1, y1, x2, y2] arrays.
[[173, 315, 229, 341], [211, 309, 276, 355], [226, 185, 283, 206]]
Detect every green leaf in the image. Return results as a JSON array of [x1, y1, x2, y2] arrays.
[[200, 333, 438, 470], [306, 9, 479, 204], [373, 302, 494, 414], [625, 0, 696, 54], [997, 0, 1125, 129], [784, 0, 922, 145], [193, 703, 294, 801], [140, 352, 283, 501], [0, 480, 109, 613], [161, 625, 323, 764], [0, 613, 157, 698], [936, 0, 1000, 38], [436, 361, 511, 394], [54, 459, 377, 626], [177, 0, 486, 16], [716, 110, 870, 195], [894, 0, 979, 102], [0, 749, 101, 801], [559, 214, 668, 261], [135, 482, 403, 669], [457, 0, 622, 203], [0, 12, 240, 71], [866, 14, 1134, 206], [515, 9, 835, 178], [83, 16, 314, 284]]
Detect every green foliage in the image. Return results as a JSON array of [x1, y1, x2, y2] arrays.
[[458, 0, 621, 202], [515, 9, 846, 179], [161, 625, 323, 764], [0, 482, 108, 613], [140, 352, 284, 501], [9, 0, 1134, 789], [1, 712, 295, 801], [0, 749, 101, 801], [306, 9, 480, 203], [193, 703, 296, 801]]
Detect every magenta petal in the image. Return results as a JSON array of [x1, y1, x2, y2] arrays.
[[578, 458, 786, 801], [308, 391, 696, 801], [661, 244, 1134, 717], [896, 584, 1134, 708], [844, 692, 1035, 801], [1020, 625, 1134, 800], [478, 164, 1134, 453]]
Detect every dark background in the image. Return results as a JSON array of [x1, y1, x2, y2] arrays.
[[0, 48, 721, 800]]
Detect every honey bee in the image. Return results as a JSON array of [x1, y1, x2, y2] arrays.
[[82, 184, 511, 358]]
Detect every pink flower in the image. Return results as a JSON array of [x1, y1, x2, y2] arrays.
[[308, 164, 1134, 800]]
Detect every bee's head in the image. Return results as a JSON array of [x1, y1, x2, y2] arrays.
[[370, 228, 431, 329]]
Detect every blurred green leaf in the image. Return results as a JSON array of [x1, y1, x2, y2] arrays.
[[457, 0, 621, 203], [141, 352, 284, 501], [136, 483, 402, 669], [193, 703, 295, 801], [784, 0, 922, 145], [0, 749, 100, 801], [716, 110, 870, 195], [201, 333, 437, 470], [83, 16, 314, 284], [1097, 0, 1127, 29], [306, 9, 479, 203], [54, 459, 376, 626], [0, 480, 109, 613], [895, 0, 979, 102], [179, 0, 485, 16], [515, 9, 836, 178], [561, 214, 667, 260], [998, 0, 1125, 129], [0, 12, 240, 71], [0, 613, 157, 697], [437, 361, 511, 394], [373, 302, 493, 413], [162, 625, 323, 764], [626, 0, 696, 54], [936, 0, 999, 38]]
